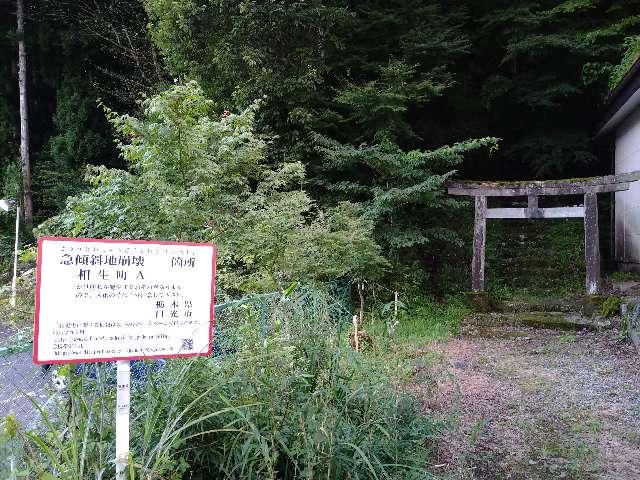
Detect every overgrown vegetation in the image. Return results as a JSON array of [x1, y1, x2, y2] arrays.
[[2, 1, 640, 478], [4, 288, 440, 479], [4, 0, 639, 286], [610, 35, 640, 89], [486, 219, 585, 300], [38, 82, 386, 294]]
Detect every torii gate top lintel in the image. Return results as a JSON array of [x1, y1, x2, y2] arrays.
[[447, 171, 640, 295]]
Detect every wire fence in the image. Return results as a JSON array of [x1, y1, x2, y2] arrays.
[[0, 283, 354, 477]]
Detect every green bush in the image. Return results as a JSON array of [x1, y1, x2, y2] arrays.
[[364, 292, 469, 344], [37, 82, 386, 294], [600, 296, 621, 318], [486, 219, 584, 299], [8, 288, 438, 479], [0, 274, 36, 331], [610, 35, 640, 90]]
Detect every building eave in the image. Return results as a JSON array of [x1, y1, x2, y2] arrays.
[[597, 57, 640, 137]]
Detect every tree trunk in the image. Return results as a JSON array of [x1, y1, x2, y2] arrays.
[[17, 0, 33, 231]]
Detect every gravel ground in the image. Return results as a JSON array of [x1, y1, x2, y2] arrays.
[[410, 325, 640, 480], [0, 325, 52, 426]]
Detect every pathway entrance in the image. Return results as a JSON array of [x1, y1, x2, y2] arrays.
[[448, 172, 640, 295], [414, 318, 640, 479]]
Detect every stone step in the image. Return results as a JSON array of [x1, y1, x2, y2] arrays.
[[466, 311, 612, 331]]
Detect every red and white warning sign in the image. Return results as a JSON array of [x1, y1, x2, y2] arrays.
[[33, 237, 216, 364]]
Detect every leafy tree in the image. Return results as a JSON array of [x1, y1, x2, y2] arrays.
[[144, 0, 498, 288], [33, 75, 115, 215], [38, 0, 169, 109], [312, 2, 497, 285], [609, 35, 640, 89], [144, 0, 346, 166], [6, 0, 640, 289], [145, 0, 343, 106], [38, 82, 386, 293], [0, 97, 20, 263], [464, 0, 640, 178], [0, 0, 167, 229], [0, 98, 18, 197]]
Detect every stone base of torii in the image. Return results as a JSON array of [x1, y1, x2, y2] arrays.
[[448, 171, 640, 295]]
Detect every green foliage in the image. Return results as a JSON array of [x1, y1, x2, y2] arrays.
[[606, 270, 640, 283], [0, 98, 17, 186], [35, 0, 168, 109], [332, 60, 444, 144], [311, 3, 496, 283], [0, 274, 36, 331], [0, 98, 20, 269], [144, 0, 343, 108], [609, 35, 640, 89], [0, 414, 25, 480], [34, 76, 114, 216], [4, 0, 639, 296], [10, 288, 437, 479], [143, 0, 345, 167], [320, 1, 470, 144], [17, 364, 115, 480], [144, 0, 498, 288], [486, 219, 585, 300], [505, 132, 595, 179], [600, 296, 621, 318], [316, 135, 497, 257], [313, 27, 498, 276], [38, 82, 386, 293], [18, 246, 36, 264], [470, 0, 640, 177], [366, 294, 469, 343]]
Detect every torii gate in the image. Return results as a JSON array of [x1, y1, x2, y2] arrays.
[[448, 171, 640, 295]]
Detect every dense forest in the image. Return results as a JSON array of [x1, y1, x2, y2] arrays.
[[1, 0, 640, 293]]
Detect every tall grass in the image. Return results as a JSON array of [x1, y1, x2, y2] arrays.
[[363, 294, 469, 344], [4, 287, 438, 479]]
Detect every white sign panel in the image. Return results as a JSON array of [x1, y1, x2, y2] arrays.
[[34, 237, 216, 364]]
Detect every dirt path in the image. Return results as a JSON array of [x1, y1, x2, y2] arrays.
[[411, 325, 640, 480]]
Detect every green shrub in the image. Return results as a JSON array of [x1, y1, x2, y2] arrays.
[[37, 82, 386, 294], [9, 288, 437, 479], [610, 35, 640, 90], [486, 219, 584, 299], [17, 246, 36, 265], [0, 274, 36, 331], [600, 296, 621, 318]]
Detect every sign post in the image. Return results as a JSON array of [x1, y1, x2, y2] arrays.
[[115, 360, 131, 479], [10, 205, 20, 308], [33, 237, 216, 478]]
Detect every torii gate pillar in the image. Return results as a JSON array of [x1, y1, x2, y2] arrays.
[[584, 193, 600, 295]]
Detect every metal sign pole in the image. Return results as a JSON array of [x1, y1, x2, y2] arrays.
[[10, 205, 20, 308], [115, 360, 131, 480]]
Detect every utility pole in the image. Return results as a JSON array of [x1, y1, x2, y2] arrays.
[[17, 0, 33, 231]]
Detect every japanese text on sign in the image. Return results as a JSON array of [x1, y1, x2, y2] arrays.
[[33, 237, 216, 364]]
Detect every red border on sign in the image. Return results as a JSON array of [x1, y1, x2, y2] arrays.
[[33, 236, 216, 364]]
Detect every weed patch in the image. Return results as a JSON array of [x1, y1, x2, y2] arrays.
[[3, 287, 440, 479]]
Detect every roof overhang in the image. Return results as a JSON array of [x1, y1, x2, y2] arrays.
[[597, 57, 640, 137]]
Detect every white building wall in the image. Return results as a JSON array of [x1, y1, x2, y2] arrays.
[[615, 107, 640, 264]]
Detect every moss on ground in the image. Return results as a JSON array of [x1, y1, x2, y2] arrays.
[[600, 295, 621, 318], [486, 219, 585, 300]]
